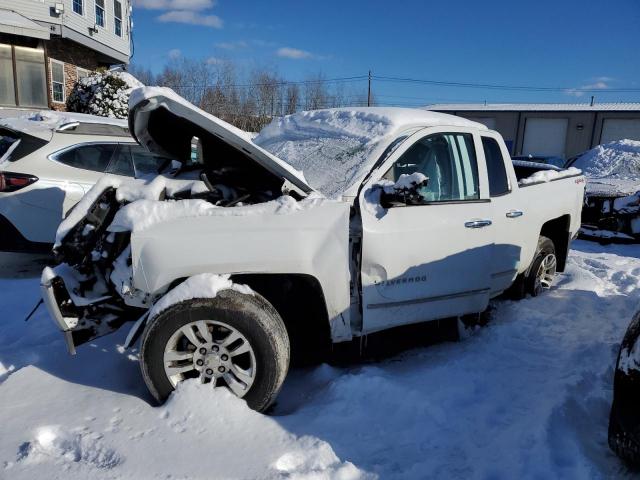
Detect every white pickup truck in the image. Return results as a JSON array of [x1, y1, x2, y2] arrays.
[[41, 87, 585, 412]]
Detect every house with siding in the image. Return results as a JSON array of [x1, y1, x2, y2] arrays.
[[0, 0, 131, 112]]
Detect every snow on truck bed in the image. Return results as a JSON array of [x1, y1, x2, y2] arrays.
[[253, 108, 486, 199], [1, 240, 639, 479]]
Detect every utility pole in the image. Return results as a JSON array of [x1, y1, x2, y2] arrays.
[[367, 70, 372, 107]]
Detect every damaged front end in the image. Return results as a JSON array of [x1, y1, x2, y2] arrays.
[[580, 191, 640, 243], [41, 86, 317, 354], [41, 185, 141, 353]]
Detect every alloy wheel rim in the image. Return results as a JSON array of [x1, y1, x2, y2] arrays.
[[163, 320, 257, 397], [535, 253, 557, 293]]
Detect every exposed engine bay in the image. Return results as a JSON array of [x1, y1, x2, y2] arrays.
[[52, 160, 293, 348]]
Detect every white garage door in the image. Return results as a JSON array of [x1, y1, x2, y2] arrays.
[[467, 117, 496, 129], [522, 118, 568, 158], [600, 119, 640, 144]]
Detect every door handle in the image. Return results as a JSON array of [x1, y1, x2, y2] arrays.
[[464, 219, 492, 228], [506, 210, 524, 218]]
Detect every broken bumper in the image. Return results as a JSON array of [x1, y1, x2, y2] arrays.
[[40, 267, 78, 355]]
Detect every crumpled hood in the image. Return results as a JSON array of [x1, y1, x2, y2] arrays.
[[128, 87, 313, 195]]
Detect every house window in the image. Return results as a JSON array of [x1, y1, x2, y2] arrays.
[[0, 44, 15, 106], [95, 0, 105, 27], [15, 47, 48, 107], [73, 0, 83, 15], [114, 0, 122, 36], [51, 60, 65, 103]]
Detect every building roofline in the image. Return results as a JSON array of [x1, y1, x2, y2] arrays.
[[36, 21, 129, 64], [425, 102, 640, 112], [0, 9, 49, 40]]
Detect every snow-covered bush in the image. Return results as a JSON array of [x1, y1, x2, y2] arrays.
[[66, 71, 143, 119]]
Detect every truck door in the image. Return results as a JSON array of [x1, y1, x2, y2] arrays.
[[479, 133, 533, 295], [359, 129, 494, 333]]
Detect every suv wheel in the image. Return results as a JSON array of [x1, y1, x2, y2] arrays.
[[140, 290, 290, 412]]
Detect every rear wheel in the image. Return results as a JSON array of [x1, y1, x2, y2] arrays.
[[140, 290, 290, 412], [525, 236, 557, 297]]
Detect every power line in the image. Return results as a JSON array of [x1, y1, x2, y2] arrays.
[[171, 75, 368, 89]]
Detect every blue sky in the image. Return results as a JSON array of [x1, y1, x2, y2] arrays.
[[130, 0, 640, 106]]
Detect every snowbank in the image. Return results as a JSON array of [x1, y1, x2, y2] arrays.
[[572, 139, 640, 180], [2, 241, 640, 478], [519, 167, 582, 185], [254, 108, 485, 199], [148, 273, 253, 319]]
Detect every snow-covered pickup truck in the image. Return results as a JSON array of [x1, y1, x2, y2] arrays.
[[41, 87, 586, 412]]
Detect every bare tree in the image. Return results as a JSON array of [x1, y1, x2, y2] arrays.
[[303, 73, 330, 110], [126, 64, 154, 85], [285, 83, 300, 115]]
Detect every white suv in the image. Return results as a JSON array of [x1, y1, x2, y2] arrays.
[[0, 113, 169, 252]]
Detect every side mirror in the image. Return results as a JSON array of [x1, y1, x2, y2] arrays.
[[379, 174, 429, 208]]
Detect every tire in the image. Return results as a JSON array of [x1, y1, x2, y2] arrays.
[[608, 311, 640, 467], [140, 289, 290, 412], [524, 236, 556, 297], [609, 421, 640, 467]]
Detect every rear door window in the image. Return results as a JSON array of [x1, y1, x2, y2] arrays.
[[54, 143, 117, 173], [0, 130, 18, 159], [130, 144, 168, 176], [106, 144, 135, 176], [481, 137, 510, 196]]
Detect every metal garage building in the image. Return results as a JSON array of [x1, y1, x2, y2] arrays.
[[426, 103, 640, 160]]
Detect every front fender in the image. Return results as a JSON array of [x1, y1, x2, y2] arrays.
[[130, 201, 352, 341]]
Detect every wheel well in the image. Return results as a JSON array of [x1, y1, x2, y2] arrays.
[[230, 273, 332, 364], [540, 215, 571, 272]]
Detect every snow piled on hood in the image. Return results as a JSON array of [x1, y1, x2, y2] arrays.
[[572, 139, 640, 180], [54, 175, 210, 247], [148, 274, 253, 320], [253, 108, 485, 199], [108, 195, 312, 233]]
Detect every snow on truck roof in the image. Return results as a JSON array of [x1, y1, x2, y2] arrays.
[[253, 108, 486, 198]]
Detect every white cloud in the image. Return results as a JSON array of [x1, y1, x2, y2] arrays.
[[135, 0, 214, 10], [206, 56, 223, 65], [215, 41, 248, 50], [157, 10, 223, 28], [276, 47, 313, 59], [565, 79, 610, 97], [168, 48, 182, 60]]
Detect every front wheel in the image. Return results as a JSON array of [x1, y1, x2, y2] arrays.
[[525, 236, 557, 296], [139, 290, 290, 412]]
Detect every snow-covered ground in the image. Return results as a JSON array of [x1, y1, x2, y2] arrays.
[[1, 241, 639, 479]]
